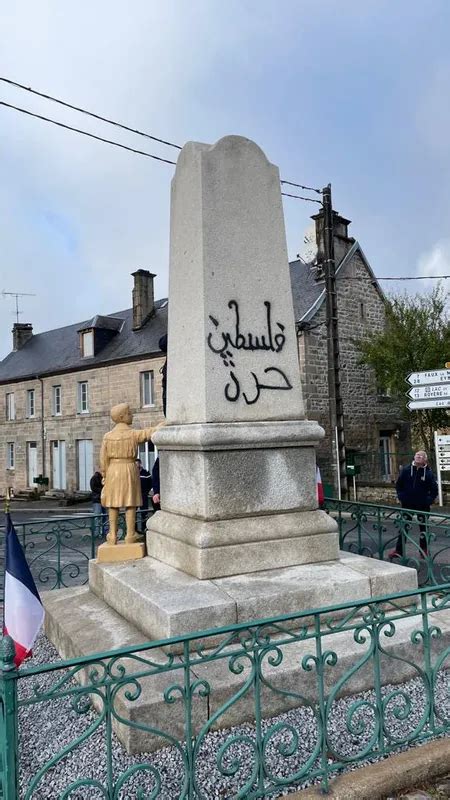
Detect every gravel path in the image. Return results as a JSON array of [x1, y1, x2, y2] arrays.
[[17, 635, 449, 799]]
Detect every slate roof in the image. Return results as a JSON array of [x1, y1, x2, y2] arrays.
[[0, 242, 380, 384], [289, 258, 324, 322], [0, 300, 168, 384]]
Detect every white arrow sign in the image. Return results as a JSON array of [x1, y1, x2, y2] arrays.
[[407, 384, 450, 400], [407, 369, 450, 386], [408, 398, 450, 410], [437, 435, 450, 445]]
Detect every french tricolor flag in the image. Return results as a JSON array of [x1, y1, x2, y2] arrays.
[[316, 466, 324, 507], [3, 514, 44, 667]]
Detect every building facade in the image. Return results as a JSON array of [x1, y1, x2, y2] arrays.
[[0, 212, 410, 498], [0, 271, 166, 496]]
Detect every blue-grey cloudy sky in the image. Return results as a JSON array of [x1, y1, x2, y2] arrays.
[[1, 0, 450, 357]]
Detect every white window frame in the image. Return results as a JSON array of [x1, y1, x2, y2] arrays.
[[77, 381, 89, 414], [6, 393, 15, 421], [140, 370, 155, 408], [81, 330, 94, 358], [27, 388, 35, 418], [7, 442, 15, 469], [53, 385, 62, 416]]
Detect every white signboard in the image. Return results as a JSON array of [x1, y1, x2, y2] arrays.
[[408, 385, 450, 401], [437, 435, 450, 473], [435, 432, 450, 505], [407, 398, 450, 410], [407, 369, 450, 386]]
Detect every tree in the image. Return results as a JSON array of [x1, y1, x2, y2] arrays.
[[357, 286, 450, 453]]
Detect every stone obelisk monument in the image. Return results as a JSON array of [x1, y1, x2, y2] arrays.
[[44, 136, 417, 753], [147, 136, 338, 577], [86, 136, 414, 643]]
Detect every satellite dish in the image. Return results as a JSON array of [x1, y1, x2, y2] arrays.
[[297, 223, 318, 264]]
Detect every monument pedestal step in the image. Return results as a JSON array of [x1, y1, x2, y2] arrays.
[[88, 551, 417, 654], [43, 577, 448, 756]]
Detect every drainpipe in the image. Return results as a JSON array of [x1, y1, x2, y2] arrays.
[[37, 377, 46, 477]]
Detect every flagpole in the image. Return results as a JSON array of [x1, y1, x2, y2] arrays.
[[2, 487, 11, 634]]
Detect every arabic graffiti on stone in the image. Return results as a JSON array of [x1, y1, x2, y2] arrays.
[[207, 300, 293, 405]]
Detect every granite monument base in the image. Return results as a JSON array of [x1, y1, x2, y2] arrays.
[[43, 552, 421, 753]]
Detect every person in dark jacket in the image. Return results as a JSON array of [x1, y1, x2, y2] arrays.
[[151, 333, 167, 512], [90, 470, 107, 536], [151, 457, 160, 511], [136, 459, 152, 533], [389, 451, 438, 558]]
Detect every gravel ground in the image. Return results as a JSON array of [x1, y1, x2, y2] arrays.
[[17, 635, 450, 800]]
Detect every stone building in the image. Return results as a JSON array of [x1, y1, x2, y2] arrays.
[[0, 271, 166, 496], [0, 212, 409, 498]]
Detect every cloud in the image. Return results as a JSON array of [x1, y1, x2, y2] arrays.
[[416, 62, 450, 162], [417, 240, 450, 294], [1, 0, 450, 359]]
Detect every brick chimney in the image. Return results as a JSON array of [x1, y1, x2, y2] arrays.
[[132, 270, 156, 330], [311, 208, 354, 277], [13, 322, 33, 351]]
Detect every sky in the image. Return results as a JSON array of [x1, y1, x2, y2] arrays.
[[1, 0, 450, 358]]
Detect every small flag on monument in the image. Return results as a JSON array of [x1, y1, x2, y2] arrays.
[[316, 466, 324, 507], [3, 513, 44, 666]]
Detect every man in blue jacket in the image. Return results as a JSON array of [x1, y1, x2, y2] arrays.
[[389, 450, 438, 559]]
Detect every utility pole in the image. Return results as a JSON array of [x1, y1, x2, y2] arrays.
[[322, 184, 347, 497]]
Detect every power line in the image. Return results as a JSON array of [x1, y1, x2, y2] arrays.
[[378, 275, 450, 281], [281, 191, 322, 204], [0, 101, 177, 165], [0, 76, 322, 197], [280, 179, 322, 195], [0, 76, 182, 151], [341, 275, 450, 281]]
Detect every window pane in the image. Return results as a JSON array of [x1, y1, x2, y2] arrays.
[[7, 443, 14, 468], [6, 393, 15, 421], [78, 382, 89, 412], [53, 385, 61, 415], [83, 331, 94, 357], [141, 371, 154, 406], [27, 389, 35, 417]]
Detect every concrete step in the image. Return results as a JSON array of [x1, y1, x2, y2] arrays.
[[43, 586, 208, 754], [43, 585, 450, 755], [88, 551, 418, 652]]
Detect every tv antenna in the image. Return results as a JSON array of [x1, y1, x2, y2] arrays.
[[1, 291, 36, 323]]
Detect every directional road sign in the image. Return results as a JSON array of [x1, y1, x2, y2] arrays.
[[407, 398, 450, 410], [407, 369, 450, 386], [407, 384, 450, 401]]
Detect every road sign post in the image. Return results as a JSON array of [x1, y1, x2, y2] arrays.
[[435, 432, 450, 507], [407, 369, 450, 386], [406, 369, 450, 411]]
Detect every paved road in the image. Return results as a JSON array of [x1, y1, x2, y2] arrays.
[[2, 501, 92, 525]]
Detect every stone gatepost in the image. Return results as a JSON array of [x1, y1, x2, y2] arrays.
[[147, 136, 338, 579]]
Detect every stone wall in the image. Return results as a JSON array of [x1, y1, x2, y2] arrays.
[[0, 356, 165, 495], [298, 248, 410, 488]]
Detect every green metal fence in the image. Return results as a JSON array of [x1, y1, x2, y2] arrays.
[[0, 583, 449, 799], [0, 511, 150, 602], [0, 502, 448, 606], [325, 499, 450, 587]]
